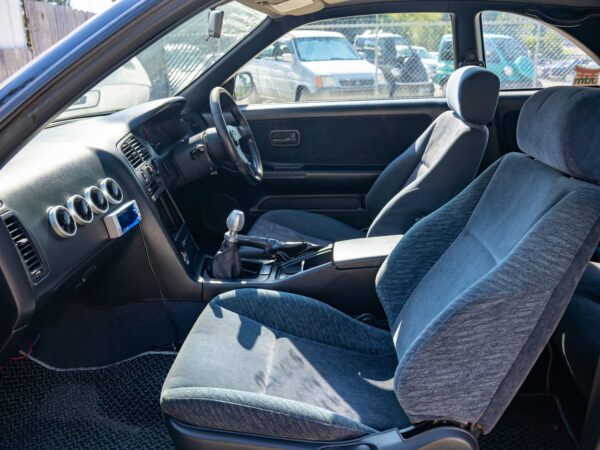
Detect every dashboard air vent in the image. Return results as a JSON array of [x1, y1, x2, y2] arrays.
[[120, 135, 151, 168], [182, 117, 203, 135], [3, 215, 46, 280]]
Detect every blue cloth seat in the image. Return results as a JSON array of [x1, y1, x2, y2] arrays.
[[162, 86, 600, 444], [161, 289, 409, 441], [248, 66, 500, 244]]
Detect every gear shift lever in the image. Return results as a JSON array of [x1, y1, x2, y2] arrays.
[[225, 209, 245, 242], [212, 210, 245, 279]]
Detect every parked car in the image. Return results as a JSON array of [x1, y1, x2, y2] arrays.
[[436, 33, 539, 91], [539, 56, 599, 82], [354, 31, 434, 97], [412, 45, 438, 78], [243, 30, 386, 102]]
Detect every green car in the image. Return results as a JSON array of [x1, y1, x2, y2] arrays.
[[436, 33, 538, 91]]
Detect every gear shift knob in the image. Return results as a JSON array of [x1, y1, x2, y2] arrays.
[[225, 210, 245, 240]]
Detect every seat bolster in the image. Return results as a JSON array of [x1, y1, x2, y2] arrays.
[[248, 210, 364, 245], [161, 387, 376, 441], [213, 289, 395, 355]]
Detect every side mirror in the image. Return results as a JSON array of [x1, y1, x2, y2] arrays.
[[279, 53, 294, 64], [208, 10, 224, 38], [358, 51, 367, 59], [233, 72, 254, 101]]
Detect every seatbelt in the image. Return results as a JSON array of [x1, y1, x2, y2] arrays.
[[581, 356, 600, 450]]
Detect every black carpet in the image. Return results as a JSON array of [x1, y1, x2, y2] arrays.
[[0, 353, 176, 449], [0, 354, 578, 449], [480, 394, 577, 449]]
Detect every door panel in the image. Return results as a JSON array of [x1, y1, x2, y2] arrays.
[[240, 100, 445, 169]]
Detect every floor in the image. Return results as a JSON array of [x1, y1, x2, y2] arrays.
[[0, 353, 176, 449], [0, 353, 578, 449]]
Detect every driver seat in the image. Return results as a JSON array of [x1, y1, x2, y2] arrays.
[[247, 66, 500, 245]]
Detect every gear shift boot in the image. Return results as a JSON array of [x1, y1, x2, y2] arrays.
[[212, 239, 243, 279]]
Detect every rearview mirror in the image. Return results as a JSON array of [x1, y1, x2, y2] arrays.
[[233, 72, 254, 102], [208, 10, 224, 38]]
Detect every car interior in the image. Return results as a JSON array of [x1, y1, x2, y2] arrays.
[[0, 0, 599, 449]]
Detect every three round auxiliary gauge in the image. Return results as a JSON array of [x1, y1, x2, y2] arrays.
[[48, 178, 123, 238]]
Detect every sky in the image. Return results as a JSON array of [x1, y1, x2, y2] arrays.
[[71, 0, 117, 13]]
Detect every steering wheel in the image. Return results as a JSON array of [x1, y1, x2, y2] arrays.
[[209, 87, 263, 185]]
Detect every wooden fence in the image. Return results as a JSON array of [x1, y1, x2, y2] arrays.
[[0, 1, 93, 83]]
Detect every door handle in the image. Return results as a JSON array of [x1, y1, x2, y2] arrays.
[[270, 130, 300, 147]]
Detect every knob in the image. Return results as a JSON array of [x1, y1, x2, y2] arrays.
[[226, 210, 245, 234], [84, 186, 109, 214], [100, 178, 123, 205], [67, 195, 94, 224], [48, 206, 77, 238]]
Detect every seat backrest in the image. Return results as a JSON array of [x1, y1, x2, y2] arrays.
[[375, 86, 600, 432], [366, 66, 500, 237]]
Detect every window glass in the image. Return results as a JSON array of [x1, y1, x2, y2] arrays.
[[57, 1, 266, 121], [482, 11, 599, 90], [237, 13, 453, 104]]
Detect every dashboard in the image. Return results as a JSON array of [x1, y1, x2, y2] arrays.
[[0, 96, 207, 362]]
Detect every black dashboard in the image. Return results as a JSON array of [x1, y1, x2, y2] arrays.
[[0, 97, 208, 362]]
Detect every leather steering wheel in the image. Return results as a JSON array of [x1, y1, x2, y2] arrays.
[[209, 87, 263, 185]]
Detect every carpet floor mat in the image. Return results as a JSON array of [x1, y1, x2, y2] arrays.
[[0, 354, 577, 449], [0, 353, 176, 449], [479, 394, 577, 449]]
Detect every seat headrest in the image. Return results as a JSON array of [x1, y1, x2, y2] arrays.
[[517, 87, 600, 182], [446, 66, 500, 124]]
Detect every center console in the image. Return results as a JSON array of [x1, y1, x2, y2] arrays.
[[192, 211, 403, 316]]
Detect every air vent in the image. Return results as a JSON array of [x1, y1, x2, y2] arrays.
[[120, 135, 151, 168], [182, 117, 203, 135], [3, 215, 46, 280]]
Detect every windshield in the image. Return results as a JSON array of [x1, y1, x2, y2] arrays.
[[56, 1, 266, 122], [295, 37, 360, 62]]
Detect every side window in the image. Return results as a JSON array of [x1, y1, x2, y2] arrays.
[[237, 13, 454, 104], [482, 11, 599, 90]]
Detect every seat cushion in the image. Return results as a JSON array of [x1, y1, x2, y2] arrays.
[[161, 289, 409, 441], [247, 210, 365, 246]]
